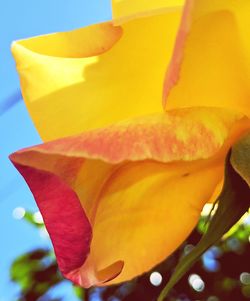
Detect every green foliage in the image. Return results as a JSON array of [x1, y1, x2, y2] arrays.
[[11, 215, 250, 301], [73, 286, 86, 300], [10, 133, 250, 301], [23, 211, 44, 228], [231, 132, 250, 186], [158, 133, 250, 301], [11, 249, 63, 301]]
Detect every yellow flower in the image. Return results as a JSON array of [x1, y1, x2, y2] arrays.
[[10, 0, 250, 287]]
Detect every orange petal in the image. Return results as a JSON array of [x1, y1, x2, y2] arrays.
[[163, 0, 250, 117], [9, 108, 249, 286]]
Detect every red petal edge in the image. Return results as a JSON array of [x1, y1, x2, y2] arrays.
[[10, 158, 92, 283], [10, 155, 124, 287], [162, 0, 194, 106]]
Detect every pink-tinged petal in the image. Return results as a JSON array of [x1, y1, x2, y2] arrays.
[[163, 0, 194, 102], [10, 158, 123, 287], [29, 108, 248, 163], [163, 0, 250, 117], [10, 108, 250, 286], [10, 162, 90, 275]]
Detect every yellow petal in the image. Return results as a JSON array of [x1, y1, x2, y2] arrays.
[[91, 160, 223, 284], [12, 10, 182, 141], [163, 0, 250, 117], [111, 0, 184, 25], [10, 108, 250, 286]]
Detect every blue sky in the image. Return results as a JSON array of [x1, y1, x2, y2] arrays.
[[0, 1, 111, 300]]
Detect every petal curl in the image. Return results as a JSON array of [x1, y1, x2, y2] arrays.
[[12, 10, 182, 141], [10, 108, 250, 286], [163, 0, 250, 116]]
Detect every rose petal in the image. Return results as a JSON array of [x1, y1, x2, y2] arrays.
[[12, 11, 182, 141], [111, 0, 184, 24], [163, 0, 250, 117], [10, 108, 249, 286], [91, 160, 223, 284]]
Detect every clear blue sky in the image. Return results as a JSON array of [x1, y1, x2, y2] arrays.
[[0, 1, 111, 300]]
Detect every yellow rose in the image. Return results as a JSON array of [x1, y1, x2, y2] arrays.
[[10, 0, 250, 288]]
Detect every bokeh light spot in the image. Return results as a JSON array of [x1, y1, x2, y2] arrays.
[[226, 237, 241, 252], [201, 204, 217, 216], [188, 274, 205, 292], [33, 211, 44, 224], [149, 272, 162, 286], [240, 272, 250, 285], [184, 244, 194, 255], [12, 207, 25, 220], [39, 227, 49, 239]]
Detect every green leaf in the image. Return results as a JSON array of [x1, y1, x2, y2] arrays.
[[24, 211, 44, 228], [10, 247, 62, 300], [158, 139, 250, 301], [73, 285, 85, 300], [230, 132, 250, 187]]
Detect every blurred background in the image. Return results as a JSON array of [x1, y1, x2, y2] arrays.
[[1, 1, 250, 300]]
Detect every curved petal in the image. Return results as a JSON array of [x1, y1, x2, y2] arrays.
[[111, 0, 184, 24], [10, 108, 250, 286], [12, 9, 182, 141], [91, 161, 222, 284], [163, 0, 250, 117]]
